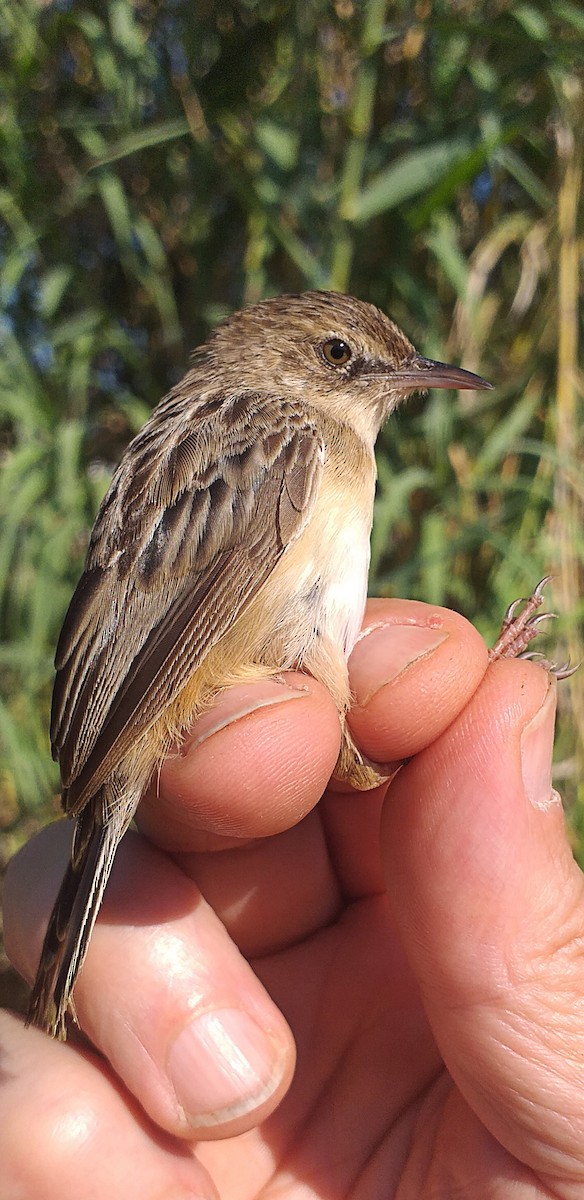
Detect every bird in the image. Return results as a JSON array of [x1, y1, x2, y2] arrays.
[[27, 289, 491, 1038]]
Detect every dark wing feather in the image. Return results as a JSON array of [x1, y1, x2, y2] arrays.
[[51, 391, 324, 815]]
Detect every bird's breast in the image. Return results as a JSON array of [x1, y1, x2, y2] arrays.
[[257, 449, 375, 669]]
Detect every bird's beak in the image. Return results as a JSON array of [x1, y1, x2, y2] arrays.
[[389, 354, 492, 392]]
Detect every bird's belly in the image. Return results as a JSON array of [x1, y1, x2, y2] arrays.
[[306, 526, 370, 658]]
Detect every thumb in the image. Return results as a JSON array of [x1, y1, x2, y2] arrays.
[[382, 660, 584, 1186]]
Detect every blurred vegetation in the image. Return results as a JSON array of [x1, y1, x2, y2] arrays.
[[0, 0, 582, 871]]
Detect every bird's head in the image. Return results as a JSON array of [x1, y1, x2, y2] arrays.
[[204, 290, 491, 443]]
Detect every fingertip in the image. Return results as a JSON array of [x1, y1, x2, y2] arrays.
[[141, 675, 341, 852], [347, 599, 488, 761], [5, 827, 297, 1143], [0, 1011, 214, 1200], [82, 836, 296, 1139]]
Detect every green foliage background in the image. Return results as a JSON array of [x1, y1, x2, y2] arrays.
[[0, 0, 583, 862]]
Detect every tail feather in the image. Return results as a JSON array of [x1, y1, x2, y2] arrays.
[[27, 785, 137, 1039]]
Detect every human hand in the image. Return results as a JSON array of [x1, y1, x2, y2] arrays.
[[3, 598, 584, 1199]]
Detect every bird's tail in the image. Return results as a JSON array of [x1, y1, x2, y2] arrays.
[[26, 787, 133, 1039]]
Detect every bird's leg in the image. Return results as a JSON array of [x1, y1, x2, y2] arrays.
[[488, 576, 577, 679], [334, 722, 400, 791]]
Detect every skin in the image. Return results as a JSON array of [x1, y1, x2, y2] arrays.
[[3, 598, 584, 1199]]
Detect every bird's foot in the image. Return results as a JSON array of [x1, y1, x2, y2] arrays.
[[488, 576, 578, 679]]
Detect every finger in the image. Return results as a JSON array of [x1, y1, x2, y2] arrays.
[[147, 601, 487, 858], [140, 674, 341, 852], [147, 600, 489, 930], [346, 598, 488, 763], [383, 659, 584, 1183], [4, 824, 296, 1141], [0, 1010, 214, 1200], [320, 599, 489, 897]]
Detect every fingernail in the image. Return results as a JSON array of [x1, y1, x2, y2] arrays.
[[349, 621, 449, 706], [520, 684, 559, 811], [168, 1008, 287, 1127], [182, 680, 307, 755]]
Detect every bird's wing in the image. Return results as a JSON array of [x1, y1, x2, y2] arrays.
[[50, 391, 324, 815]]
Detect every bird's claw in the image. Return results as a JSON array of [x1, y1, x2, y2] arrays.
[[518, 649, 579, 680], [488, 576, 577, 679]]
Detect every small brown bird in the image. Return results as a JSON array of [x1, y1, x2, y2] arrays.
[[28, 290, 490, 1038]]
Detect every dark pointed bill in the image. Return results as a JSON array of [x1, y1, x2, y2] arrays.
[[390, 353, 492, 392]]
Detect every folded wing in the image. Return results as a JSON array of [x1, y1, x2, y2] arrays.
[[50, 390, 325, 814]]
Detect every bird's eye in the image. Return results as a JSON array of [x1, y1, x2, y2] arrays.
[[321, 338, 352, 367]]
